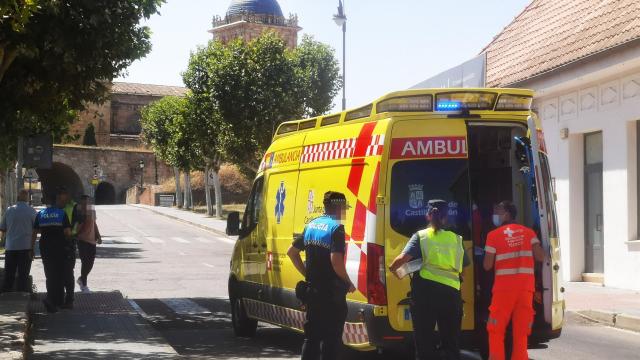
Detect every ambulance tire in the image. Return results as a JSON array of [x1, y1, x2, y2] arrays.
[[230, 295, 257, 337]]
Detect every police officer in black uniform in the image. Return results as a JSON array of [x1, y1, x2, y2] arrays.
[[287, 191, 356, 360], [33, 192, 72, 312]]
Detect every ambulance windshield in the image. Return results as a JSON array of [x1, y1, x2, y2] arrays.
[[390, 159, 470, 239]]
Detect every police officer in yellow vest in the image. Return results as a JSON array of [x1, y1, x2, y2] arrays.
[[390, 199, 468, 360], [56, 187, 82, 308]]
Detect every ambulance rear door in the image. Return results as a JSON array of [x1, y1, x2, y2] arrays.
[[385, 118, 475, 332]]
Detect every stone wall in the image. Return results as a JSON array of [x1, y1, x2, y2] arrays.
[[212, 22, 299, 49], [51, 145, 173, 203]]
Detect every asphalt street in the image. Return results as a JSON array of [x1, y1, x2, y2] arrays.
[[28, 205, 640, 359]]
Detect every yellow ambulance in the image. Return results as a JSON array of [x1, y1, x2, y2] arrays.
[[226, 88, 564, 353]]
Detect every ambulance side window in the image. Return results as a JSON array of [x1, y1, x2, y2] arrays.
[[242, 177, 264, 232]]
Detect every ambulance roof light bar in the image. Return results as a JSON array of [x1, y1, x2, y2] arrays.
[[376, 95, 433, 113], [435, 92, 497, 112]]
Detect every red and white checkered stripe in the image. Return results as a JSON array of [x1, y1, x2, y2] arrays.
[[301, 138, 357, 163], [244, 298, 306, 330], [243, 298, 370, 345], [365, 134, 385, 156], [343, 322, 370, 345]]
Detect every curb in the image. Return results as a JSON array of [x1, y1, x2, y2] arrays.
[[130, 204, 229, 238], [573, 310, 640, 333]]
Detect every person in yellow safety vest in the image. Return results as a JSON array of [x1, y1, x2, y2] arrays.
[[56, 187, 83, 309], [390, 199, 470, 360]]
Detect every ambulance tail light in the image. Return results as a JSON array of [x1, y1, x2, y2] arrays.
[[367, 243, 387, 305]]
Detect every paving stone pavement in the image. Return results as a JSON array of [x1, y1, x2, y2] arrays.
[[29, 291, 179, 360]]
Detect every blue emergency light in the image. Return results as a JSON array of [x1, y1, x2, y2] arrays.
[[436, 101, 462, 111]]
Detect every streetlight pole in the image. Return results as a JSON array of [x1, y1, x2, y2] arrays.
[[333, 0, 347, 110], [139, 159, 145, 188]]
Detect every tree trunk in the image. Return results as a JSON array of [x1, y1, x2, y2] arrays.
[[211, 168, 223, 219], [0, 169, 7, 219], [204, 164, 213, 216], [174, 167, 183, 208], [183, 172, 192, 210]]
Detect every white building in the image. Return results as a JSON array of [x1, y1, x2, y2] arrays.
[[482, 0, 640, 289]]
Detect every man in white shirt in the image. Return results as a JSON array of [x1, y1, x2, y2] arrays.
[[1, 190, 37, 292]]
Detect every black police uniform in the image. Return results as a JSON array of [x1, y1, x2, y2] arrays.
[[292, 215, 348, 360], [34, 206, 71, 309]]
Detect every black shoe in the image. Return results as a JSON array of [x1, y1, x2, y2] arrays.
[[43, 299, 58, 313], [61, 302, 74, 310]]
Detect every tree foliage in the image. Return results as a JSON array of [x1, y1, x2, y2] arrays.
[[140, 96, 199, 171], [183, 33, 341, 177], [0, 0, 164, 169]]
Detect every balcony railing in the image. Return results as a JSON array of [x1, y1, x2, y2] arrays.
[[212, 13, 299, 28]]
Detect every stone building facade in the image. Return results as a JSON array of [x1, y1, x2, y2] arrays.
[[69, 82, 188, 148], [210, 0, 301, 49]]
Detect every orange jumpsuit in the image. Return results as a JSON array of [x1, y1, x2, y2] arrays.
[[485, 223, 539, 360]]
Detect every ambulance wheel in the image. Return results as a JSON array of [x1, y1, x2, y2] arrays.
[[231, 296, 257, 337]]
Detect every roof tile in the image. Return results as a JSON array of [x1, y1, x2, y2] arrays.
[[111, 82, 188, 97], [483, 0, 640, 87]]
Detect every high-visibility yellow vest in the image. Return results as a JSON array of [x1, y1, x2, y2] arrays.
[[418, 227, 464, 290], [64, 200, 78, 236]]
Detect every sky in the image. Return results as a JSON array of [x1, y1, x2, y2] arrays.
[[116, 0, 532, 112]]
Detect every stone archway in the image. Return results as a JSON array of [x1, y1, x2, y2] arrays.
[[94, 182, 116, 205], [37, 162, 85, 204]]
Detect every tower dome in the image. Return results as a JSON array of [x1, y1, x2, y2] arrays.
[[226, 0, 284, 18]]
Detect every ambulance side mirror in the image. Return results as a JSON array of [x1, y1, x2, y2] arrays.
[[226, 211, 240, 236]]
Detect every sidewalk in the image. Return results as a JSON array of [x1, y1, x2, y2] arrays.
[[29, 291, 178, 359], [131, 204, 229, 236], [564, 281, 640, 332], [0, 267, 30, 360]]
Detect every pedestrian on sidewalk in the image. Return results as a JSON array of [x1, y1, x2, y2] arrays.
[[483, 201, 546, 360], [57, 187, 82, 308], [33, 192, 72, 312], [287, 191, 356, 360], [76, 195, 101, 293], [0, 190, 37, 293]]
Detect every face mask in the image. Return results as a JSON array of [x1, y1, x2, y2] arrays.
[[492, 214, 503, 227]]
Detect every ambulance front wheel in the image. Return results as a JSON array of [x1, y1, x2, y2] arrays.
[[231, 296, 257, 337]]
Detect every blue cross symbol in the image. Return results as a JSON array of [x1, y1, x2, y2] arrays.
[[275, 181, 286, 224]]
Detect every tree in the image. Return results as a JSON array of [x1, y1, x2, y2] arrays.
[[82, 123, 98, 146], [140, 96, 200, 209], [0, 0, 164, 212], [184, 32, 341, 178]]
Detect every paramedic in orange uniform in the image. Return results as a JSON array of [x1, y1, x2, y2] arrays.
[[483, 201, 546, 360]]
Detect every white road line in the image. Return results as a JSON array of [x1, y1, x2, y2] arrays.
[[202, 263, 215, 268], [172, 237, 190, 244], [145, 237, 165, 244], [196, 237, 214, 244], [119, 236, 141, 244], [161, 298, 211, 315], [128, 299, 151, 319]]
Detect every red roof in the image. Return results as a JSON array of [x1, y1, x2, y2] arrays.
[[111, 82, 188, 97], [483, 0, 640, 87]]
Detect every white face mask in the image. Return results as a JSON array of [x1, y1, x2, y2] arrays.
[[492, 214, 503, 227]]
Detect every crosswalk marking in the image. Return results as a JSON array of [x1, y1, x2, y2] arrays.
[[196, 237, 213, 244], [172, 237, 190, 244], [119, 236, 141, 244], [146, 237, 165, 244], [161, 298, 211, 315], [214, 236, 236, 245]]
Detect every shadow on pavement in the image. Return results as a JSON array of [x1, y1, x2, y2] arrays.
[[29, 291, 179, 360], [134, 296, 483, 360]]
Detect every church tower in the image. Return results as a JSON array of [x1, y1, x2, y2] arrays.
[[210, 0, 301, 49]]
